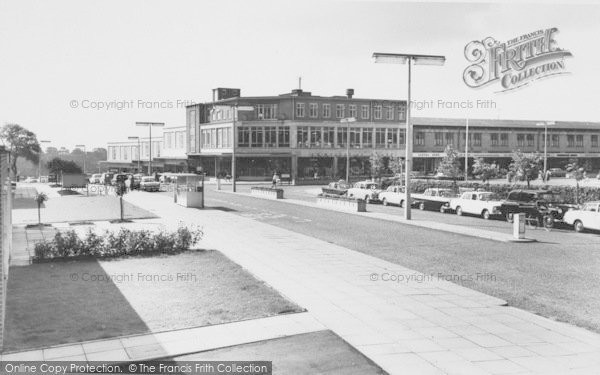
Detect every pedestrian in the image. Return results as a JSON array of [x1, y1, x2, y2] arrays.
[[272, 171, 279, 188]]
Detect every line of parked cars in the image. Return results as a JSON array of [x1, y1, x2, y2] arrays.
[[322, 179, 600, 233], [89, 172, 161, 192]]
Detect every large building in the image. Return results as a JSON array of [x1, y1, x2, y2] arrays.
[[185, 88, 600, 182]]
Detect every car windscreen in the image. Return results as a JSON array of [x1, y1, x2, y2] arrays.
[[141, 177, 155, 182], [480, 193, 501, 201]]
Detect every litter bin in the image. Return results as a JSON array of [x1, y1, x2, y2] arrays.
[[174, 174, 204, 208]]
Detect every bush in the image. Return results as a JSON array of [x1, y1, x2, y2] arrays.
[[33, 225, 204, 262]]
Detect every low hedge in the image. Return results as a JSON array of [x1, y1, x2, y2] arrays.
[[317, 193, 365, 202], [407, 179, 600, 204], [251, 186, 284, 192], [34, 226, 203, 261]]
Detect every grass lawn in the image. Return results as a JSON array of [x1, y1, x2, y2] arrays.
[[176, 330, 386, 375], [4, 250, 302, 352]]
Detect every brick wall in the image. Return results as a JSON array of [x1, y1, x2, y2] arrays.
[[0, 146, 12, 350]]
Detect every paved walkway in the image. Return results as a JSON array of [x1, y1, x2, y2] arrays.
[[1, 313, 324, 362], [119, 192, 600, 374]]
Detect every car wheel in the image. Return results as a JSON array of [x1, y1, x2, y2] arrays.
[[382, 198, 388, 206], [440, 205, 446, 213], [456, 206, 463, 216], [399, 200, 404, 208], [482, 209, 490, 220], [543, 215, 554, 229], [419, 202, 425, 210], [574, 220, 584, 233], [506, 212, 514, 223]]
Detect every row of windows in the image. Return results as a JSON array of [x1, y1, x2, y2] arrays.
[[427, 132, 599, 148], [200, 128, 233, 149], [296, 126, 405, 149], [164, 131, 186, 149], [295, 103, 406, 121], [108, 142, 160, 161], [238, 126, 290, 148]]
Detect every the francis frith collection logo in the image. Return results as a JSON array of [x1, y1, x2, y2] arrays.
[[463, 27, 572, 92]]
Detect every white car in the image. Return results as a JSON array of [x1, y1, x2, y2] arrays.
[[346, 181, 382, 203], [89, 174, 102, 184], [563, 201, 600, 232], [379, 185, 408, 207], [449, 191, 503, 220]]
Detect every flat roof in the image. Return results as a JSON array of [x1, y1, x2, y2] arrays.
[[412, 117, 600, 130]]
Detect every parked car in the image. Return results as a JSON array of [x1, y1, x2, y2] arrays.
[[379, 185, 408, 207], [548, 168, 567, 177], [448, 191, 504, 220], [89, 174, 102, 184], [562, 201, 600, 232], [111, 173, 129, 186], [346, 181, 382, 203], [100, 172, 114, 185], [321, 181, 351, 196], [499, 189, 577, 228], [140, 176, 160, 192], [412, 188, 456, 212], [24, 177, 38, 183], [131, 174, 142, 190]]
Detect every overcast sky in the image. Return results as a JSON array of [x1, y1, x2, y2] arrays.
[[1, 0, 599, 150]]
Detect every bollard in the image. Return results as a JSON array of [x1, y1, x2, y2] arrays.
[[216, 178, 221, 190], [513, 213, 526, 239]]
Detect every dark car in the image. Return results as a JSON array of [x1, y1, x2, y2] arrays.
[[499, 189, 577, 228], [111, 173, 129, 186], [321, 181, 351, 196]]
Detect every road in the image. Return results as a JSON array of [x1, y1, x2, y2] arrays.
[[167, 184, 600, 335]]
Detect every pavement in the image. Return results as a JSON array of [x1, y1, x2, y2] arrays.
[[7, 190, 600, 373]]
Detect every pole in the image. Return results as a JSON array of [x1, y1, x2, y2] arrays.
[[345, 121, 350, 182], [82, 146, 86, 174], [544, 124, 548, 174], [137, 138, 141, 172], [405, 57, 412, 220], [465, 118, 469, 182], [149, 126, 153, 175], [232, 106, 237, 192]]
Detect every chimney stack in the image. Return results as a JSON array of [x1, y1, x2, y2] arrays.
[[346, 89, 354, 99]]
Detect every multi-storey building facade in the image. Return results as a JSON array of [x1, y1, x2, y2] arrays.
[[186, 88, 600, 181]]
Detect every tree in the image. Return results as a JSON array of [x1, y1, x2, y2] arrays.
[[388, 157, 403, 176], [437, 145, 461, 186], [472, 158, 499, 184], [46, 157, 83, 175], [115, 181, 127, 221], [565, 159, 585, 204], [509, 151, 541, 188], [369, 152, 384, 181], [0, 124, 41, 178], [34, 192, 48, 226]]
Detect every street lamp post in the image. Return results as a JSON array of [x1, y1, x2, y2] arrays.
[[465, 118, 469, 182], [135, 122, 164, 175], [373, 52, 445, 220], [38, 140, 50, 180], [128, 136, 141, 172], [75, 144, 86, 174], [229, 105, 254, 192], [340, 117, 357, 183], [536, 121, 556, 175]]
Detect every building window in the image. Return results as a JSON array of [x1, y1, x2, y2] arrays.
[[224, 128, 231, 148], [310, 127, 322, 147], [251, 127, 263, 147], [398, 105, 406, 121], [362, 128, 372, 148], [415, 132, 425, 146], [322, 103, 331, 118], [217, 128, 223, 148], [551, 134, 560, 147], [349, 128, 360, 148], [592, 135, 599, 148], [337, 127, 347, 147], [361, 105, 369, 120], [434, 132, 443, 146], [295, 103, 305, 118], [210, 129, 216, 148], [567, 135, 575, 147], [111, 147, 116, 160], [491, 133, 499, 147], [374, 105, 382, 120], [445, 132, 454, 146], [375, 128, 386, 148], [257, 104, 278, 120], [387, 128, 398, 148], [576, 134, 583, 147], [472, 133, 482, 147], [349, 104, 357, 118], [517, 134, 525, 147], [189, 110, 197, 152], [336, 104, 345, 118], [399, 130, 405, 146], [526, 134, 534, 147], [309, 103, 318, 118], [238, 128, 250, 147], [385, 106, 394, 120], [297, 127, 309, 147], [500, 133, 508, 146], [278, 126, 290, 147], [265, 127, 277, 147], [323, 127, 335, 147]]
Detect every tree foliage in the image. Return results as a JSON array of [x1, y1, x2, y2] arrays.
[[369, 152, 384, 180], [472, 158, 499, 183], [388, 157, 403, 176], [565, 158, 586, 204], [437, 145, 461, 181], [0, 123, 41, 177], [509, 151, 541, 188], [46, 157, 83, 175]]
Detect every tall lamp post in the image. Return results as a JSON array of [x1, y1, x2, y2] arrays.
[[340, 117, 357, 182], [38, 140, 50, 180], [373, 52, 445, 220], [135, 122, 164, 175], [128, 136, 141, 172], [230, 105, 254, 192], [75, 144, 86, 174], [536, 121, 556, 175], [464, 118, 469, 182]]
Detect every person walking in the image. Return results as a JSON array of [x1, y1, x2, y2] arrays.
[[272, 171, 279, 188]]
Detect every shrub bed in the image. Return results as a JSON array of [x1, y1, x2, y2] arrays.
[[316, 194, 367, 212], [33, 226, 203, 262], [407, 179, 600, 204], [250, 186, 284, 199]]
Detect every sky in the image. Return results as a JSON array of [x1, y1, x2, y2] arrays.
[[1, 0, 600, 150]]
